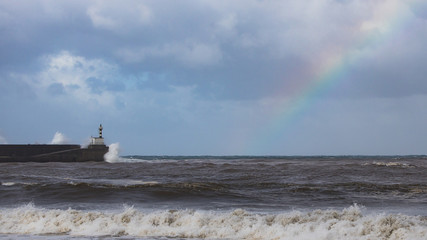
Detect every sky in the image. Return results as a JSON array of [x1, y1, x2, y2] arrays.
[[0, 0, 427, 155]]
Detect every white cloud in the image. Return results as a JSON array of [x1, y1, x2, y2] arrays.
[[359, 0, 410, 33], [137, 4, 152, 23], [34, 51, 123, 107], [215, 13, 237, 34], [87, 6, 117, 30]]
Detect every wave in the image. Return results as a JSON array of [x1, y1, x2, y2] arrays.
[[111, 157, 427, 172], [67, 179, 161, 188], [1, 181, 38, 187], [6, 179, 426, 192], [363, 161, 416, 168], [3, 179, 427, 201], [1, 182, 16, 186], [13, 181, 230, 197], [104, 143, 121, 163], [0, 204, 426, 239]]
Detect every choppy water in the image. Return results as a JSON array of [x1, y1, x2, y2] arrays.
[[1, 156, 427, 239]]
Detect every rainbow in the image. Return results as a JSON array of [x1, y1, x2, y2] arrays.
[[246, 1, 417, 154]]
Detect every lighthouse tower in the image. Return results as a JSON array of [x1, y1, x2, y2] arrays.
[[90, 124, 105, 145]]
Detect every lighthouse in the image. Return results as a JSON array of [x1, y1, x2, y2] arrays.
[[99, 124, 103, 138], [90, 124, 105, 145]]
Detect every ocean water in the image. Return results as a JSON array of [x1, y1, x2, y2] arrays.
[[0, 156, 427, 239]]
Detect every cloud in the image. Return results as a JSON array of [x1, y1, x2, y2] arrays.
[[47, 83, 66, 95], [0, 72, 36, 100], [410, 0, 427, 19], [2, 0, 425, 101], [87, 1, 152, 32], [33, 51, 126, 107], [116, 41, 223, 67]]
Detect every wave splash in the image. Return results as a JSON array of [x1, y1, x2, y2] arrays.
[[50, 132, 69, 144], [0, 204, 426, 239], [104, 142, 121, 163]]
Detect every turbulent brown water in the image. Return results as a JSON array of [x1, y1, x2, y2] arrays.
[[1, 156, 427, 239]]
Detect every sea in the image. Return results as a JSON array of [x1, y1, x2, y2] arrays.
[[1, 155, 427, 239]]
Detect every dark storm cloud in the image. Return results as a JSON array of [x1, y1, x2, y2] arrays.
[[0, 1, 89, 68]]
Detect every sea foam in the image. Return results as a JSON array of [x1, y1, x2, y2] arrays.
[[364, 161, 415, 168], [0, 204, 426, 239]]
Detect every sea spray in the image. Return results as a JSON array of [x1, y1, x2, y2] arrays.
[[0, 204, 426, 239], [50, 132, 69, 144], [104, 142, 120, 163], [0, 134, 7, 144]]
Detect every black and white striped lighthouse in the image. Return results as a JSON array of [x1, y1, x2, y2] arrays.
[[99, 124, 103, 139], [90, 124, 105, 146]]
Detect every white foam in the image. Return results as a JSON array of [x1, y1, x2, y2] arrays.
[[0, 204, 426, 239], [364, 161, 414, 168], [104, 143, 120, 163], [50, 132, 69, 144], [80, 179, 160, 187], [105, 179, 159, 187], [1, 182, 15, 186], [107, 157, 183, 164], [108, 157, 148, 163]]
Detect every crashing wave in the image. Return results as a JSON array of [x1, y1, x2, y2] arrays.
[[0, 204, 426, 239]]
